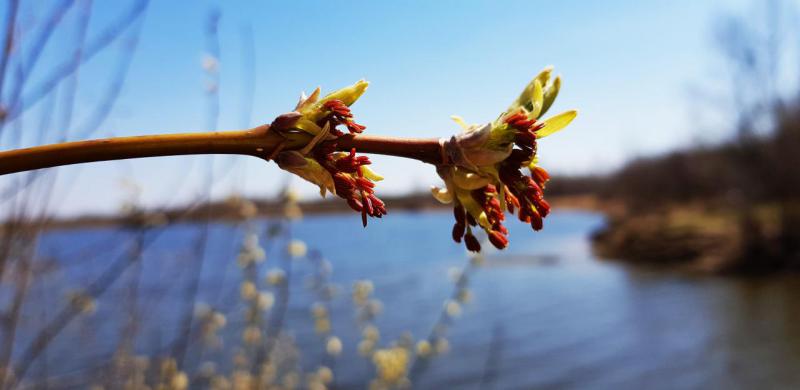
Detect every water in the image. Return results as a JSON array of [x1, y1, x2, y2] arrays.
[[17, 210, 800, 389]]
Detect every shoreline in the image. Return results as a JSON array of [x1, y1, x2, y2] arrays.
[[34, 193, 601, 231], [590, 202, 800, 275], [18, 192, 800, 276]]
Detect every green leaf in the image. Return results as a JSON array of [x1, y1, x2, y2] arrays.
[[295, 87, 321, 111], [507, 66, 554, 115], [361, 166, 384, 182], [529, 80, 544, 119], [320, 79, 369, 107], [508, 81, 533, 113], [277, 155, 336, 196], [455, 190, 491, 229], [534, 66, 553, 90], [292, 118, 322, 134], [302, 80, 370, 123], [537, 110, 577, 138], [450, 115, 471, 131], [540, 75, 561, 118]]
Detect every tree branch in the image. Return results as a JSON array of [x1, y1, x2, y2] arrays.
[[0, 125, 444, 175]]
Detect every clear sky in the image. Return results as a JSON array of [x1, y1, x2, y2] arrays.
[[7, 0, 767, 216]]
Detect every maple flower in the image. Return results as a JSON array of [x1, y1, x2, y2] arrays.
[[432, 66, 577, 252], [273, 81, 386, 226]]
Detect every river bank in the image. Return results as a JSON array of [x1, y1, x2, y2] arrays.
[[591, 202, 800, 274]]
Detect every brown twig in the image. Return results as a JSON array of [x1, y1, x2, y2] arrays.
[[3, 0, 149, 125], [0, 0, 20, 99], [7, 228, 152, 389], [0, 127, 445, 176]]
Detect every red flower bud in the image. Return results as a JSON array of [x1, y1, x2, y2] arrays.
[[453, 204, 466, 226], [488, 230, 508, 249], [464, 233, 481, 252], [270, 111, 302, 131], [530, 214, 543, 231], [531, 166, 550, 186], [452, 223, 465, 243], [322, 100, 366, 134]]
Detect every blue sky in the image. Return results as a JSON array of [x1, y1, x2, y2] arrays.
[[8, 0, 767, 215]]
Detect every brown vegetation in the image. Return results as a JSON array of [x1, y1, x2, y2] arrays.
[[590, 102, 800, 273]]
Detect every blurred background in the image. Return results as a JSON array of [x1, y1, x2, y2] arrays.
[[1, 0, 800, 388]]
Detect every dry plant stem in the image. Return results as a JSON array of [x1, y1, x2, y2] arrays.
[[0, 126, 444, 175]]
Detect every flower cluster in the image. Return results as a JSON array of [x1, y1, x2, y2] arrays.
[[194, 303, 227, 348], [274, 81, 386, 226], [433, 66, 577, 252], [371, 347, 410, 387]]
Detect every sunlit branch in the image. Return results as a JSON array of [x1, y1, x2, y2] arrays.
[[0, 126, 444, 176]]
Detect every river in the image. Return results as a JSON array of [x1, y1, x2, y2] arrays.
[[19, 210, 800, 389]]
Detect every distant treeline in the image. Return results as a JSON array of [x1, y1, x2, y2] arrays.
[[577, 102, 800, 272], [550, 104, 800, 211]]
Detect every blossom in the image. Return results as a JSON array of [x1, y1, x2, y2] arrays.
[[240, 281, 257, 300], [287, 239, 307, 258], [326, 336, 343, 356], [362, 325, 380, 341], [265, 269, 286, 285], [171, 372, 189, 390], [317, 366, 334, 384], [257, 292, 274, 310], [242, 325, 262, 344], [416, 340, 433, 358], [433, 66, 577, 252], [444, 300, 462, 317], [372, 347, 410, 385], [273, 81, 386, 226], [352, 279, 374, 306], [315, 318, 331, 334]]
